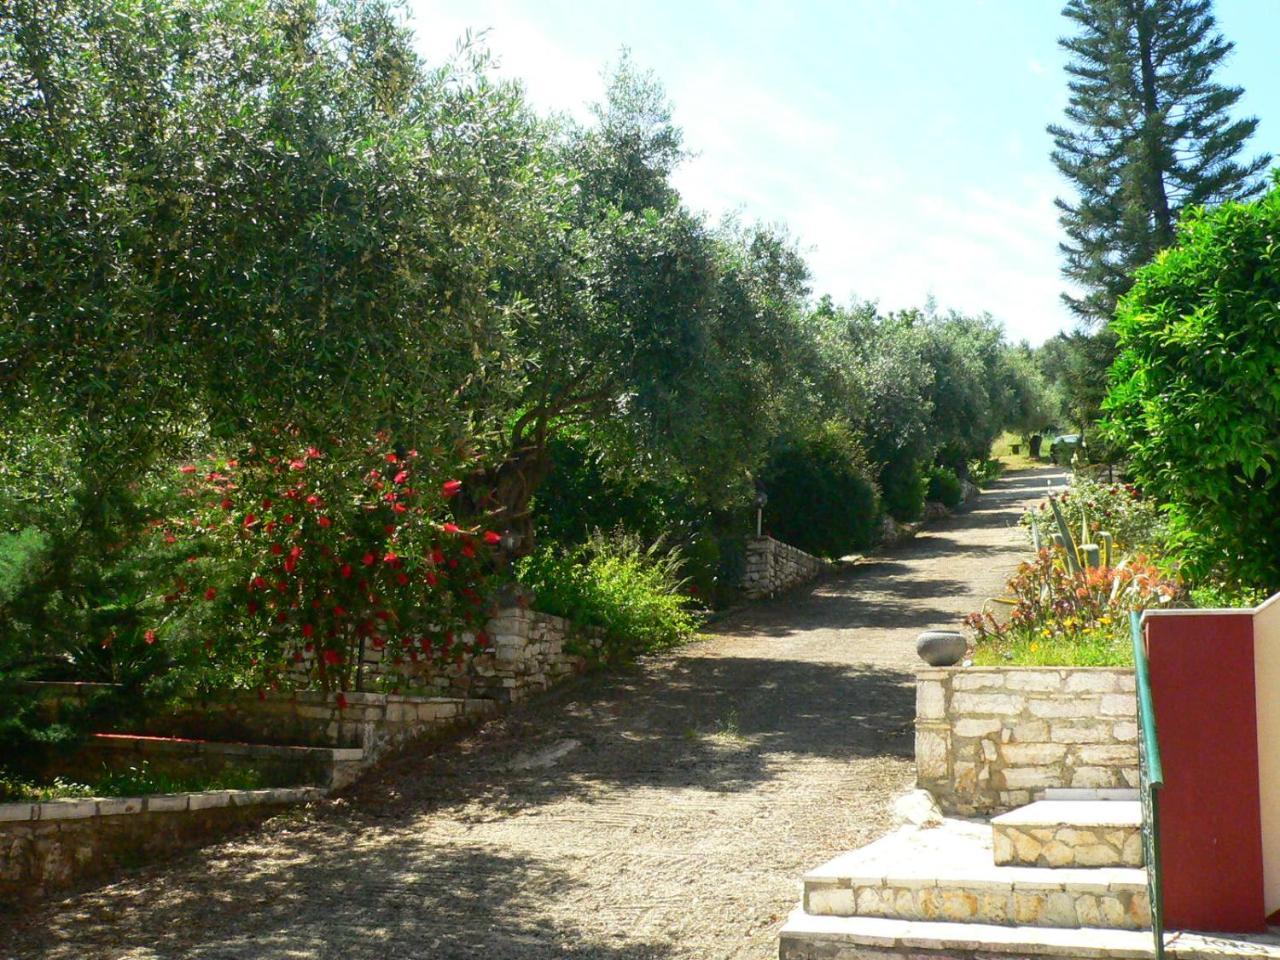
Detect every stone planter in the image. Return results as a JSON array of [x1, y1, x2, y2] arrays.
[[916, 666, 1138, 815]]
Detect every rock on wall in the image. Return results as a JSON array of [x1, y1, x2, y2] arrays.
[[741, 536, 829, 599], [916, 666, 1138, 815]]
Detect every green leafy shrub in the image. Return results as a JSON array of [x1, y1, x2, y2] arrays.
[[761, 424, 881, 558], [517, 534, 699, 655], [967, 457, 1003, 487], [1021, 475, 1166, 556], [1104, 179, 1280, 591], [925, 466, 964, 509], [878, 455, 927, 523]]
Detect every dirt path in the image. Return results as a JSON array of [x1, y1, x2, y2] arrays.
[[8, 467, 1062, 960]]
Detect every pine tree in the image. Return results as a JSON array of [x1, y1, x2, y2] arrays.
[[1049, 0, 1271, 324]]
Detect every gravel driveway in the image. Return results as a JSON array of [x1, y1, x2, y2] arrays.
[[6, 467, 1061, 960]]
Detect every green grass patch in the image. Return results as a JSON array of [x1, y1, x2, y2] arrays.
[[971, 626, 1133, 667], [0, 761, 266, 802]]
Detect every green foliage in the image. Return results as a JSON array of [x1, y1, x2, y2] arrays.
[[0, 762, 265, 802], [878, 456, 928, 523], [517, 534, 699, 656], [1023, 475, 1166, 558], [925, 466, 964, 510], [1049, 0, 1271, 324], [761, 424, 880, 559], [1104, 181, 1280, 591], [967, 458, 1003, 488]]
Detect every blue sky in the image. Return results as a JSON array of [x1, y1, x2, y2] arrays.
[[408, 1, 1279, 344]]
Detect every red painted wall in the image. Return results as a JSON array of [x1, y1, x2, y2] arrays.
[[1145, 612, 1266, 932]]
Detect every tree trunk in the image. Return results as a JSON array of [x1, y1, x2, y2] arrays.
[[1133, 0, 1176, 247]]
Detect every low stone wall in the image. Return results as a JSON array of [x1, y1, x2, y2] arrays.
[[916, 666, 1138, 815], [742, 536, 829, 599], [59, 733, 366, 790], [0, 787, 321, 902], [140, 690, 497, 760]]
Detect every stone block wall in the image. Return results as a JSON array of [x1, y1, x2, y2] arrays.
[[916, 666, 1138, 815], [0, 787, 321, 902], [742, 536, 829, 599]]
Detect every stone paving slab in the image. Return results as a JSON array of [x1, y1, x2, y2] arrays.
[[779, 910, 1280, 960]]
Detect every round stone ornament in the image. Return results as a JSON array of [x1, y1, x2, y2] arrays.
[[916, 629, 967, 667]]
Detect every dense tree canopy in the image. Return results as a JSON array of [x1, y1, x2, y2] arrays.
[[0, 0, 1045, 682]]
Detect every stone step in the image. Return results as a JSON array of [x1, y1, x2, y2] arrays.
[[802, 821, 1149, 930], [779, 910, 1280, 960], [66, 733, 366, 789], [991, 800, 1143, 867]]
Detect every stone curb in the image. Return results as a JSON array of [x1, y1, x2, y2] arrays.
[[0, 786, 326, 823]]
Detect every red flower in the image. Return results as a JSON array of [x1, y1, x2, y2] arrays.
[[393, 470, 409, 485], [220, 498, 233, 510], [461, 543, 476, 559], [289, 458, 306, 471], [164, 533, 177, 544], [204, 587, 217, 601], [271, 543, 284, 556], [247, 601, 259, 615], [362, 552, 376, 566], [392, 502, 407, 514], [302, 624, 315, 638], [426, 572, 438, 587], [262, 498, 273, 510], [385, 453, 398, 464], [383, 551, 400, 566], [317, 515, 331, 528], [251, 575, 268, 590], [144, 630, 157, 645], [322, 648, 342, 666], [340, 564, 352, 578], [442, 522, 461, 535], [431, 548, 445, 566], [243, 513, 258, 528], [284, 557, 297, 573], [179, 464, 198, 474], [396, 573, 410, 586], [333, 605, 347, 618], [265, 521, 277, 534], [306, 446, 322, 459], [275, 610, 288, 624], [483, 530, 502, 546], [442, 480, 462, 498]]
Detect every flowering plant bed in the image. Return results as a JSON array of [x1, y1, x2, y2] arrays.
[[150, 436, 506, 699]]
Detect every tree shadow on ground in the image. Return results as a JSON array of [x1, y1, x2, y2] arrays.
[[14, 840, 674, 960]]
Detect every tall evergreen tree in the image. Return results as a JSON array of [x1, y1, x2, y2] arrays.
[[1049, 0, 1271, 324]]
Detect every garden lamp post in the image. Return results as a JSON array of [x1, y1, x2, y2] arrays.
[[755, 489, 768, 537]]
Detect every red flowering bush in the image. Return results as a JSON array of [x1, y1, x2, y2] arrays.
[[150, 436, 505, 697]]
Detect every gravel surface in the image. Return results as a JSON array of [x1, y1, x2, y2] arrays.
[[6, 467, 1062, 960]]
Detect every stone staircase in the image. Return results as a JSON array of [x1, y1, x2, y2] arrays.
[[780, 797, 1280, 959]]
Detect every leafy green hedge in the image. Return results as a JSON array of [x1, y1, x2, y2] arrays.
[[1105, 178, 1280, 591], [517, 534, 699, 656], [761, 424, 881, 558], [925, 466, 964, 508]]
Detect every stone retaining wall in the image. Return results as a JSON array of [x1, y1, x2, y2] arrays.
[[141, 690, 497, 760], [0, 787, 321, 902], [742, 536, 829, 599], [916, 667, 1138, 815]]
